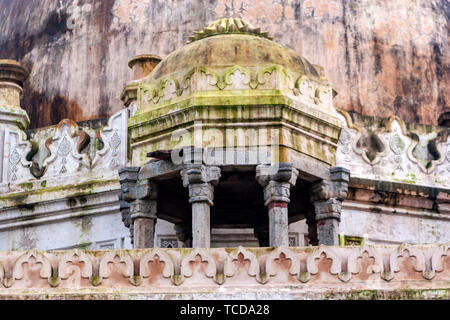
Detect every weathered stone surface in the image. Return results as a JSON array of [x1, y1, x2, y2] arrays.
[[0, 0, 447, 128]]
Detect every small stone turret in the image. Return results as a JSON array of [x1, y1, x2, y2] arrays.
[[121, 54, 162, 110], [128, 54, 162, 81], [0, 59, 30, 130]]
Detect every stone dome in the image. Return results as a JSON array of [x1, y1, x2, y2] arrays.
[[145, 18, 323, 83]]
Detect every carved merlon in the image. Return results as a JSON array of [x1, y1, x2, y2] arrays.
[[0, 244, 447, 297], [0, 108, 128, 185], [336, 109, 450, 188]]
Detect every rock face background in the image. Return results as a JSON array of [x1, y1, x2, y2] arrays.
[[0, 0, 448, 128]]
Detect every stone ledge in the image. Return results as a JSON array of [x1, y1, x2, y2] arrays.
[[0, 287, 448, 300]]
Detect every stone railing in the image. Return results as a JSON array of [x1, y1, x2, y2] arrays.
[[0, 244, 448, 299]]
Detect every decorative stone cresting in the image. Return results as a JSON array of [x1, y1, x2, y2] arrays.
[[187, 17, 274, 43], [0, 245, 447, 298], [336, 109, 450, 188], [1, 109, 128, 185]]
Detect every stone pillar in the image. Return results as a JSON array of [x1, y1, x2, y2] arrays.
[[118, 193, 133, 244], [119, 167, 158, 249], [174, 222, 192, 248], [131, 196, 157, 248], [305, 204, 319, 246], [310, 167, 350, 246], [181, 164, 221, 248], [256, 163, 299, 247]]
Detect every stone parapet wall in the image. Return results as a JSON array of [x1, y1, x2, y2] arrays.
[[0, 244, 447, 300]]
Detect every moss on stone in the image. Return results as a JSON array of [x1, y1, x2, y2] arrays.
[[19, 182, 33, 190], [0, 179, 118, 207]]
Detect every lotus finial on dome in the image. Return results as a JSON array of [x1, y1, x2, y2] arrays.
[[187, 18, 274, 43]]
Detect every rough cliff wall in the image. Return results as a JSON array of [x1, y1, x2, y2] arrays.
[[0, 0, 448, 128]]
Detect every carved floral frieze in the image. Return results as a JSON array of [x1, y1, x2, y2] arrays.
[[137, 65, 335, 111]]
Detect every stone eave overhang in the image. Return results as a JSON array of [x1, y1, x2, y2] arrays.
[[0, 178, 119, 209], [128, 90, 342, 144], [349, 176, 450, 198]]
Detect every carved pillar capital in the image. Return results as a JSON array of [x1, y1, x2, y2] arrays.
[[181, 164, 221, 205], [130, 199, 157, 221], [310, 167, 350, 245], [119, 167, 158, 201], [310, 167, 350, 203], [118, 167, 140, 202], [129, 197, 157, 249], [256, 163, 298, 206], [187, 183, 215, 205], [181, 164, 221, 186]]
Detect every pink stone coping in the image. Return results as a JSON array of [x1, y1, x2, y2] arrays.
[[0, 245, 448, 299]]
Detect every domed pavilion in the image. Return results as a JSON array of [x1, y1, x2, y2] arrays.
[[119, 18, 349, 249]]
